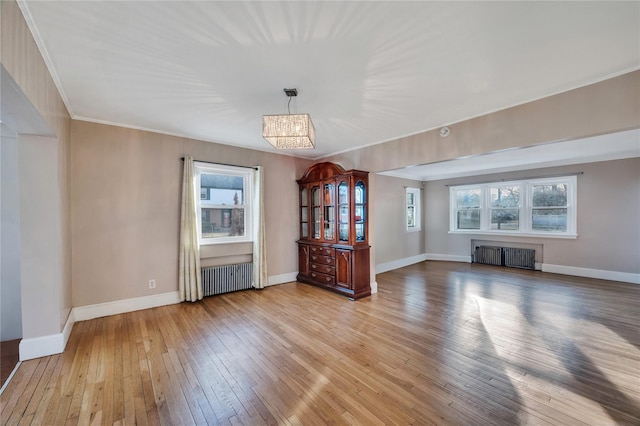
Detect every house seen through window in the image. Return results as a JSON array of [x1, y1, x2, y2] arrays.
[[195, 163, 253, 244]]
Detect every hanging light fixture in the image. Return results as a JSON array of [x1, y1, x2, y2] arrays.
[[262, 88, 315, 149]]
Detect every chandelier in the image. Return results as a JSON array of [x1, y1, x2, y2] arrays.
[[262, 88, 315, 149]]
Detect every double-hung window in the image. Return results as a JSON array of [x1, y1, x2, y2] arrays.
[[530, 180, 571, 233], [194, 162, 253, 244], [489, 185, 520, 230], [454, 187, 482, 229], [406, 187, 421, 231], [450, 176, 576, 237]]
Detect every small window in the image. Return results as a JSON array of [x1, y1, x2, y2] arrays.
[[406, 187, 421, 232], [195, 162, 253, 244]]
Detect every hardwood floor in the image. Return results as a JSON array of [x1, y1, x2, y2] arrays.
[[0, 340, 20, 390], [1, 261, 639, 425]]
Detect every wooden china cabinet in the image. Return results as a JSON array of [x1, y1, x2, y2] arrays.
[[297, 162, 371, 300]]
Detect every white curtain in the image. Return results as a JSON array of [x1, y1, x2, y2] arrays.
[[179, 156, 203, 302], [252, 166, 268, 289]]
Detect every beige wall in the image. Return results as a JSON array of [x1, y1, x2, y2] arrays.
[[325, 71, 639, 173], [423, 158, 640, 274], [374, 175, 425, 265], [18, 135, 69, 337], [71, 121, 313, 306], [1, 0, 72, 337], [1, 131, 22, 340]]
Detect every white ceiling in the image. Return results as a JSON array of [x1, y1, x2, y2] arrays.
[[18, 1, 640, 174]]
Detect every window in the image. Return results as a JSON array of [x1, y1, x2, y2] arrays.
[[490, 185, 520, 230], [455, 188, 481, 229], [531, 182, 568, 232], [450, 176, 577, 237], [195, 162, 253, 244], [406, 187, 421, 232]]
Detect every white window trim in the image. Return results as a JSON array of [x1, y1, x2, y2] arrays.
[[449, 176, 577, 238], [194, 162, 254, 245], [406, 187, 422, 232]]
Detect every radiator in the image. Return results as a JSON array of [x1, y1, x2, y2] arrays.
[[504, 248, 535, 270], [201, 262, 253, 296], [474, 246, 535, 270], [474, 246, 503, 266]]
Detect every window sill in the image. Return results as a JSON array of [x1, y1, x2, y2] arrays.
[[406, 228, 422, 233], [200, 238, 253, 246], [448, 230, 577, 239]]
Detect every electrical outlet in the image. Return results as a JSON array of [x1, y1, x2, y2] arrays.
[[148, 279, 156, 289]]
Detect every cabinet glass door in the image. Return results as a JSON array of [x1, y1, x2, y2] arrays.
[[311, 186, 321, 239], [355, 181, 366, 242], [323, 183, 335, 240], [338, 181, 349, 242], [300, 187, 308, 238]]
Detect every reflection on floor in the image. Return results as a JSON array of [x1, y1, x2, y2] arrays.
[[1, 339, 20, 389]]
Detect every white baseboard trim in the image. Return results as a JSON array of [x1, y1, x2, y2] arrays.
[[73, 291, 181, 322], [374, 253, 638, 285], [62, 309, 75, 349], [376, 254, 428, 274], [19, 333, 66, 361], [19, 310, 76, 361], [370, 281, 378, 294], [425, 253, 472, 263], [20, 333, 63, 361], [542, 264, 640, 285], [375, 253, 473, 274], [20, 333, 64, 361], [268, 272, 298, 287]]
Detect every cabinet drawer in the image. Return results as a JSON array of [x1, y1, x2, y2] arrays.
[[310, 263, 335, 275], [310, 254, 334, 265], [310, 272, 335, 285], [309, 245, 334, 257]]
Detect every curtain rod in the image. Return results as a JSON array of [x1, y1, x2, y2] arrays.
[[444, 171, 583, 187], [180, 157, 258, 170]]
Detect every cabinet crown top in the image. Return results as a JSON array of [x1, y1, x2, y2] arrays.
[[298, 162, 368, 183]]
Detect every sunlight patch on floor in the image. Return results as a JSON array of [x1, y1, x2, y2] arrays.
[[555, 319, 640, 406], [474, 296, 612, 424]]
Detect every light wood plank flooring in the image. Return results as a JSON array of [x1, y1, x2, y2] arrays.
[[1, 261, 639, 425]]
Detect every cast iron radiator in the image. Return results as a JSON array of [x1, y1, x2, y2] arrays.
[[201, 262, 253, 296], [473, 246, 535, 270]]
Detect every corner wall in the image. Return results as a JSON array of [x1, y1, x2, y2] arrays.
[[374, 174, 426, 272], [1, 131, 22, 341], [2, 0, 73, 358]]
